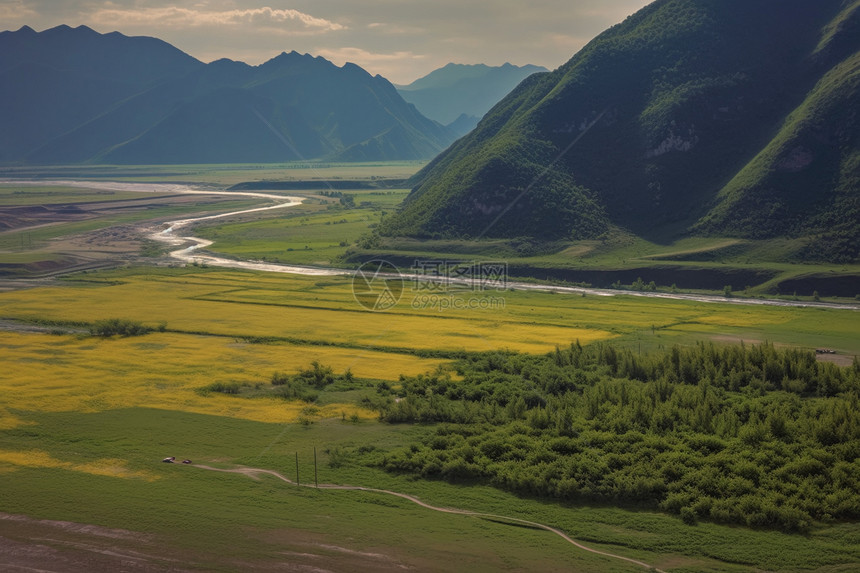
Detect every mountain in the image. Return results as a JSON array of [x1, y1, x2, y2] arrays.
[[396, 63, 548, 131], [0, 24, 201, 162], [384, 0, 860, 263], [445, 113, 481, 137], [0, 25, 455, 164]]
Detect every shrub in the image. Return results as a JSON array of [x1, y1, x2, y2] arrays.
[[296, 361, 336, 388], [271, 372, 290, 386], [199, 381, 241, 395], [89, 318, 153, 337]]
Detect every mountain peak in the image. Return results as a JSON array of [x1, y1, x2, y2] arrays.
[[41, 24, 81, 36], [270, 50, 312, 61], [259, 50, 333, 70], [341, 61, 370, 76], [396, 61, 550, 124]]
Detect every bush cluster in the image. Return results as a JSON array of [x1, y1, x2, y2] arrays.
[[89, 318, 163, 337], [370, 342, 860, 532], [270, 362, 355, 402]]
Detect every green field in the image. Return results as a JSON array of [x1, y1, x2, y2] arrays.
[[0, 161, 425, 185], [1, 262, 859, 570], [0, 168, 859, 571], [1, 267, 858, 355], [159, 170, 859, 300], [193, 202, 860, 301], [4, 407, 860, 572], [194, 190, 408, 266], [3, 165, 856, 300]]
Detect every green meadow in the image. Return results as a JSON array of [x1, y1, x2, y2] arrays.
[[179, 182, 859, 301], [1, 263, 859, 570], [0, 168, 858, 570], [0, 161, 425, 185]]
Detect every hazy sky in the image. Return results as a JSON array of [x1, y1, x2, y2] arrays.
[[2, 0, 653, 83]]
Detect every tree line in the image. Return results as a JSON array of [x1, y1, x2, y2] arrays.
[[363, 342, 860, 532]]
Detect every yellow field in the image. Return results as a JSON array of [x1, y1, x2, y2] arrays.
[[0, 330, 441, 425], [0, 269, 620, 429], [1, 268, 857, 432], [0, 448, 159, 481], [0, 271, 616, 353]]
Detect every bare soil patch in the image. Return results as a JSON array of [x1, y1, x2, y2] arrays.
[[256, 528, 416, 573], [0, 512, 186, 573], [0, 192, 242, 278]]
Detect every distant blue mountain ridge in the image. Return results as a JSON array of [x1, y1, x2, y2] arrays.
[[0, 25, 457, 164]]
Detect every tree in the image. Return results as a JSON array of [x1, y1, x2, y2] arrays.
[[299, 361, 336, 388]]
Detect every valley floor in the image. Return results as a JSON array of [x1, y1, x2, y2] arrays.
[[0, 165, 858, 572]]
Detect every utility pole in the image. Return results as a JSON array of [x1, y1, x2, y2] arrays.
[[314, 446, 318, 488], [295, 452, 299, 487]]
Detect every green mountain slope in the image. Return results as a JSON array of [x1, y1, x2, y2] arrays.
[[384, 0, 859, 262], [695, 49, 860, 262]]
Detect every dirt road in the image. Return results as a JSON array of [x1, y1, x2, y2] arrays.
[[192, 463, 666, 573]]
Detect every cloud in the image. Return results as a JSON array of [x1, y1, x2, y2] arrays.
[[0, 0, 38, 22], [90, 5, 345, 32], [314, 46, 427, 83], [316, 46, 424, 65], [364, 21, 422, 35], [5, 0, 654, 84]]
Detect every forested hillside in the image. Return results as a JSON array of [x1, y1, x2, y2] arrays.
[[384, 0, 860, 263]]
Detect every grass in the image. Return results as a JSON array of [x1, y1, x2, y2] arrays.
[[1, 172, 858, 570], [1, 267, 858, 356], [0, 329, 442, 424], [0, 161, 426, 186], [195, 191, 408, 266], [1, 408, 858, 571], [358, 232, 860, 295], [0, 185, 174, 206], [179, 179, 858, 298], [0, 269, 616, 354], [0, 410, 648, 572], [5, 169, 855, 299], [0, 266, 858, 570]]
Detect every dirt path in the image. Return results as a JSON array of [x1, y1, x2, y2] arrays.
[[191, 464, 665, 572]]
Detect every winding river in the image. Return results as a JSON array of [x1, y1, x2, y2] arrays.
[[4, 179, 857, 310], [152, 189, 343, 277]]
